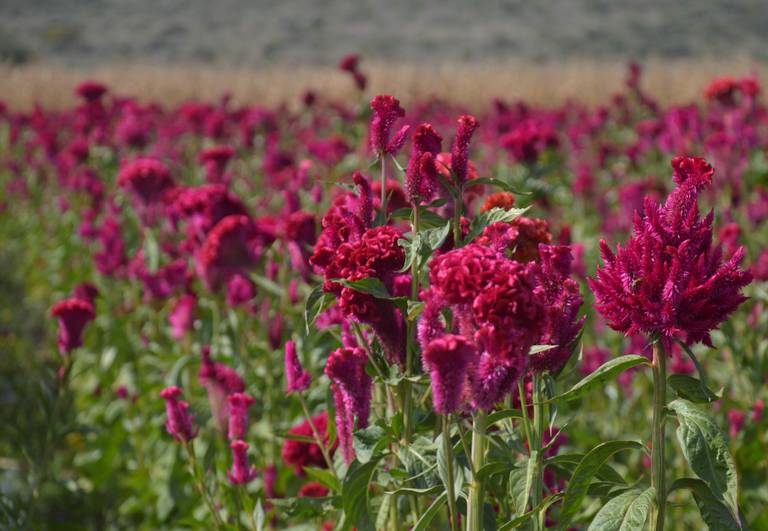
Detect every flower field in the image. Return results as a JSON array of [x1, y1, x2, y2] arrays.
[[1, 60, 767, 530]]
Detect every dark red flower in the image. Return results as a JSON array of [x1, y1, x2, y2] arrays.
[[281, 412, 337, 474], [51, 298, 95, 354], [369, 95, 406, 156]]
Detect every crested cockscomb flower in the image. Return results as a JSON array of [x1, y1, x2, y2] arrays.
[[197, 215, 272, 289], [73, 282, 99, 304], [160, 386, 198, 442], [51, 298, 95, 355], [282, 412, 337, 474], [117, 158, 174, 206], [451, 115, 479, 185], [199, 145, 236, 184], [406, 124, 443, 205], [226, 273, 256, 310], [589, 156, 753, 347], [227, 440, 258, 484], [325, 347, 372, 464], [227, 393, 256, 440], [528, 245, 585, 374], [476, 217, 552, 263], [338, 54, 366, 90], [76, 81, 108, 103], [285, 340, 312, 393], [481, 192, 516, 212], [369, 95, 406, 156], [422, 335, 477, 414], [501, 119, 559, 164]]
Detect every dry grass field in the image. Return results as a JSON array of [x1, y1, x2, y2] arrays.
[[2, 59, 767, 111]]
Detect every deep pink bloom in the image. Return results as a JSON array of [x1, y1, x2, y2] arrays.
[[199, 145, 236, 184], [73, 282, 99, 304], [501, 119, 558, 164], [528, 245, 585, 374], [281, 412, 337, 474], [160, 386, 198, 442], [369, 95, 406, 155], [285, 340, 312, 393], [227, 393, 256, 440], [450, 115, 479, 185], [338, 54, 366, 90], [117, 158, 174, 205], [228, 440, 258, 484], [728, 409, 746, 438], [580, 347, 610, 376], [226, 273, 256, 310], [325, 347, 372, 463], [76, 81, 108, 102], [169, 293, 197, 339], [51, 298, 95, 354], [406, 124, 443, 205], [299, 482, 329, 497], [199, 347, 245, 432], [589, 157, 752, 347], [422, 335, 477, 414]]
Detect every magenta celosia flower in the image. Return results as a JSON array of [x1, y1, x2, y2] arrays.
[[338, 54, 366, 90], [325, 347, 372, 463], [169, 293, 197, 339], [198, 145, 236, 184], [199, 347, 245, 432], [406, 124, 443, 205], [170, 184, 248, 241], [94, 211, 127, 276], [727, 409, 746, 438], [228, 440, 258, 484], [589, 156, 753, 347], [424, 244, 548, 409], [285, 340, 312, 393], [299, 482, 329, 497], [369, 95, 406, 156], [117, 158, 174, 206], [580, 347, 610, 376], [450, 115, 479, 185], [226, 273, 256, 310], [422, 335, 477, 414], [76, 81, 108, 103], [281, 412, 337, 474], [73, 282, 99, 304], [528, 245, 585, 374], [501, 119, 558, 164], [51, 298, 95, 354], [160, 386, 198, 442], [753, 249, 768, 281], [227, 392, 256, 440]]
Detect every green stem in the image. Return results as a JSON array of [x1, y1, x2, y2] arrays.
[[297, 393, 339, 482], [442, 415, 459, 531], [183, 441, 225, 530], [452, 190, 463, 247], [380, 156, 388, 222], [240, 486, 259, 531], [402, 204, 420, 443], [651, 341, 667, 531], [530, 373, 545, 531], [467, 410, 488, 531]]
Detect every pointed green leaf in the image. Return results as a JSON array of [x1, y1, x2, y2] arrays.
[[668, 374, 721, 403], [587, 487, 654, 531], [669, 478, 741, 530], [549, 355, 651, 403], [412, 492, 448, 531]]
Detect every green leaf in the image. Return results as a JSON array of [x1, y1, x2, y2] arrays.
[[463, 177, 533, 196], [304, 285, 335, 333], [668, 374, 721, 403], [336, 277, 392, 299], [587, 487, 654, 531], [304, 466, 341, 493], [353, 425, 391, 464], [545, 454, 626, 485], [384, 485, 443, 496], [668, 399, 740, 522], [499, 494, 563, 531], [529, 344, 558, 355], [549, 355, 651, 404], [341, 457, 383, 530], [668, 478, 742, 530], [508, 459, 533, 517], [407, 300, 425, 321], [253, 500, 265, 531], [557, 440, 644, 529], [251, 273, 285, 297], [412, 492, 448, 531], [476, 461, 515, 481], [464, 206, 529, 244], [486, 408, 523, 426]]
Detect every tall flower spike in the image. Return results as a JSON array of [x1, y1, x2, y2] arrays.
[[423, 335, 477, 414], [227, 440, 258, 485], [451, 115, 479, 185], [160, 386, 198, 442], [369, 95, 405, 156], [325, 347, 373, 463], [589, 156, 752, 347], [285, 340, 312, 393], [406, 124, 443, 205], [227, 393, 256, 440]]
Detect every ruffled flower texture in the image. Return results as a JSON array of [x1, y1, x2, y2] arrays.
[[422, 335, 477, 414], [227, 392, 256, 440], [227, 440, 258, 485], [51, 298, 96, 355], [325, 347, 373, 463], [311, 178, 408, 364], [589, 156, 753, 347], [285, 340, 312, 393], [117, 158, 174, 207], [369, 95, 407, 156]]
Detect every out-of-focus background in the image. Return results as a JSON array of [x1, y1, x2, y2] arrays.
[[1, 0, 767, 108]]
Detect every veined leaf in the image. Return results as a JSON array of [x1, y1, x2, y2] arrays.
[[548, 355, 651, 403], [587, 487, 654, 531], [668, 374, 721, 403], [668, 478, 742, 530]]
